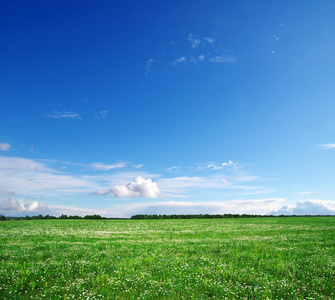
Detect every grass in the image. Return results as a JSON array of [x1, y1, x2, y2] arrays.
[[0, 217, 334, 299]]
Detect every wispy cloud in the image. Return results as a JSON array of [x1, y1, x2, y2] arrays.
[[145, 58, 160, 75], [94, 110, 109, 119], [317, 143, 335, 150], [106, 198, 286, 217], [209, 56, 237, 63], [173, 56, 187, 66], [89, 162, 128, 171], [146, 32, 236, 73], [167, 166, 181, 172], [0, 156, 101, 195], [45, 110, 81, 120], [132, 164, 144, 169], [206, 160, 237, 170], [204, 37, 215, 43], [187, 34, 201, 48], [294, 191, 313, 195], [0, 143, 11, 151], [198, 55, 206, 61]]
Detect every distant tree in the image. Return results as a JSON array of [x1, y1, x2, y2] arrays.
[[31, 214, 44, 220], [68, 215, 82, 219], [84, 214, 102, 219], [0, 214, 6, 221], [24, 215, 31, 220], [43, 214, 56, 219], [59, 214, 68, 219]]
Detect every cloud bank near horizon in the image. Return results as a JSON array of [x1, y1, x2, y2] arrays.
[[2, 197, 335, 218], [269, 199, 335, 215]]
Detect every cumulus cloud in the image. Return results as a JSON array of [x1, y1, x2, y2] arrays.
[[317, 144, 335, 150], [268, 199, 335, 215], [0, 143, 11, 151], [112, 177, 160, 198], [90, 162, 127, 171], [0, 197, 48, 214], [91, 176, 161, 198]]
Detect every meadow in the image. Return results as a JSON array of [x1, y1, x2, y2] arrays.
[[0, 217, 334, 299]]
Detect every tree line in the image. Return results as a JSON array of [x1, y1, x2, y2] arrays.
[[0, 214, 106, 221], [130, 214, 276, 219]]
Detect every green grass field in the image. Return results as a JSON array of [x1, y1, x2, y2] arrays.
[[0, 217, 334, 299]]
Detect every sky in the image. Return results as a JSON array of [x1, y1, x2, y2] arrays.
[[1, 0, 335, 217]]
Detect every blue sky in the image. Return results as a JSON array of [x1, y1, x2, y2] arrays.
[[1, 0, 335, 217]]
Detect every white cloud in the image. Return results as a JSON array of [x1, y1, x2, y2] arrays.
[[90, 162, 127, 171], [204, 37, 215, 43], [112, 176, 160, 199], [294, 191, 312, 195], [174, 57, 187, 65], [0, 156, 102, 195], [207, 160, 237, 170], [317, 143, 335, 150], [91, 175, 162, 198], [0, 197, 48, 214], [268, 199, 335, 215], [0, 143, 11, 151], [145, 58, 160, 75], [132, 164, 144, 169], [45, 110, 81, 120], [167, 166, 180, 172], [187, 36, 201, 48], [0, 156, 53, 172], [198, 55, 206, 61], [94, 110, 109, 119], [209, 56, 237, 63]]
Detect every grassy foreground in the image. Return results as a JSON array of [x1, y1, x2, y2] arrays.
[[0, 217, 334, 299]]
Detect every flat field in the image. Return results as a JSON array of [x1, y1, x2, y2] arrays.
[[0, 217, 334, 299]]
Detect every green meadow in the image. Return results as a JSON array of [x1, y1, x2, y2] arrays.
[[0, 217, 334, 299]]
